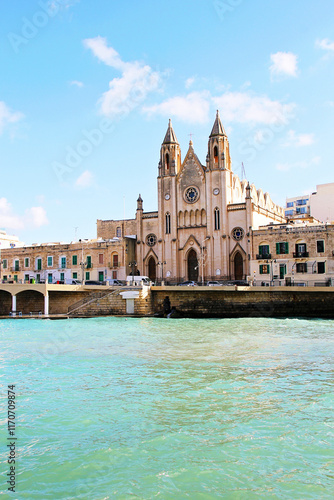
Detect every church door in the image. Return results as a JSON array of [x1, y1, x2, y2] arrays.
[[148, 257, 156, 281], [234, 252, 243, 280], [187, 249, 199, 281]]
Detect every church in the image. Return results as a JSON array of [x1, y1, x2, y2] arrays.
[[97, 112, 286, 283]]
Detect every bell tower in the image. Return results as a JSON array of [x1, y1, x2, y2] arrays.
[[206, 110, 231, 171], [159, 119, 181, 177], [157, 119, 181, 280]]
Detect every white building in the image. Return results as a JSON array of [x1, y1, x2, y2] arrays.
[[310, 182, 334, 223], [285, 195, 310, 219], [0, 230, 24, 249]]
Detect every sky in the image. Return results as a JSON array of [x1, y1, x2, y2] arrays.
[[1, 0, 334, 245]]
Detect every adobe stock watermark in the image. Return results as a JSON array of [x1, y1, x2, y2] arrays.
[[52, 117, 115, 183], [8, 0, 70, 53], [213, 0, 243, 21], [238, 114, 290, 163], [53, 85, 149, 183]]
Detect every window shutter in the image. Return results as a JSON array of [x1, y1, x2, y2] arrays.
[[259, 246, 263, 256], [260, 265, 263, 274], [276, 243, 280, 254], [285, 242, 289, 254]]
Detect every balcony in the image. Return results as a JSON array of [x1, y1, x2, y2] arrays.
[[256, 253, 271, 260], [86, 263, 93, 269], [108, 262, 119, 269], [11, 266, 21, 272], [293, 252, 309, 258]]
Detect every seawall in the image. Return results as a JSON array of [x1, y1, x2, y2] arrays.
[[1, 284, 334, 319]]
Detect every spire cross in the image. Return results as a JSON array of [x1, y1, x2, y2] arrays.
[[189, 133, 194, 141]]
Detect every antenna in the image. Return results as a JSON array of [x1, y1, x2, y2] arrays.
[[241, 162, 246, 180]]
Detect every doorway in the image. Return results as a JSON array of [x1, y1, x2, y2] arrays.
[[187, 249, 198, 281], [148, 257, 156, 281], [234, 252, 243, 280]]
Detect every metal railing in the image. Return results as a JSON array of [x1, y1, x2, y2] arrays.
[[256, 254, 271, 260], [293, 252, 309, 258]]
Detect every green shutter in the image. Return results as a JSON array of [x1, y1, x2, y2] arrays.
[[259, 246, 263, 255], [260, 265, 263, 274], [72, 255, 77, 265], [276, 242, 280, 254], [285, 242, 289, 254]]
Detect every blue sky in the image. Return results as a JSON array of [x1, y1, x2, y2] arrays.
[[1, 0, 334, 244]]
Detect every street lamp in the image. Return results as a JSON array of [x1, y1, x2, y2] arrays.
[[129, 261, 137, 284], [201, 237, 210, 285], [79, 239, 89, 284]]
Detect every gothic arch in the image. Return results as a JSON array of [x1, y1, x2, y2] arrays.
[[230, 244, 247, 281], [178, 210, 183, 227], [201, 209, 207, 226], [190, 210, 195, 226], [184, 210, 189, 227], [186, 248, 199, 282], [195, 209, 200, 226], [147, 256, 156, 281]]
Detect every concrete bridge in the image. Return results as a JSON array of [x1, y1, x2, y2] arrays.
[[0, 283, 110, 316]]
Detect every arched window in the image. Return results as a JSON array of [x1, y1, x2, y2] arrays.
[[116, 226, 121, 238], [214, 145, 218, 163], [166, 153, 170, 170], [214, 207, 220, 230], [165, 212, 171, 234]]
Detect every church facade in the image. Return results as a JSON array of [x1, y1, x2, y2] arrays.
[[97, 112, 286, 283]]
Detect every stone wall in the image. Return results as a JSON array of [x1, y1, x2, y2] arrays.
[[151, 287, 334, 319], [49, 291, 94, 315], [0, 291, 12, 315]]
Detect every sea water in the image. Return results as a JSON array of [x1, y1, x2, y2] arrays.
[[0, 317, 333, 499]]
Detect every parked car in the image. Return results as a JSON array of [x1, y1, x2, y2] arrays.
[[177, 281, 197, 286], [107, 279, 123, 286], [84, 280, 105, 286], [126, 275, 151, 285], [206, 281, 223, 286], [70, 279, 82, 285]]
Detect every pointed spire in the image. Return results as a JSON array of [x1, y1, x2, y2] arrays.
[[163, 119, 178, 144], [210, 110, 226, 137], [137, 194, 143, 210]]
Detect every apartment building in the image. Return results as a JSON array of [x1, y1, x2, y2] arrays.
[[0, 237, 135, 284], [251, 222, 334, 286]]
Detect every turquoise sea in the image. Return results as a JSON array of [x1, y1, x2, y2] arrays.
[[1, 317, 333, 499]]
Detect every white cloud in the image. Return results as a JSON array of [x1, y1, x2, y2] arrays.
[[0, 198, 48, 230], [270, 52, 298, 79], [70, 80, 84, 88], [26, 207, 48, 227], [83, 37, 160, 117], [283, 130, 315, 147], [0, 101, 24, 135], [143, 91, 211, 124], [213, 91, 295, 125], [185, 77, 195, 89], [316, 38, 334, 51], [276, 156, 321, 172], [75, 170, 94, 189]]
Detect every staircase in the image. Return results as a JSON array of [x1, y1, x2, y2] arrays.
[[68, 288, 127, 317]]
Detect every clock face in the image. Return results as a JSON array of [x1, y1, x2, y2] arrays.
[[165, 193, 170, 200], [213, 188, 220, 195]]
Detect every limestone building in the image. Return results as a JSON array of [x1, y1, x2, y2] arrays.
[[0, 237, 135, 284], [97, 112, 285, 282], [250, 221, 334, 286]]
